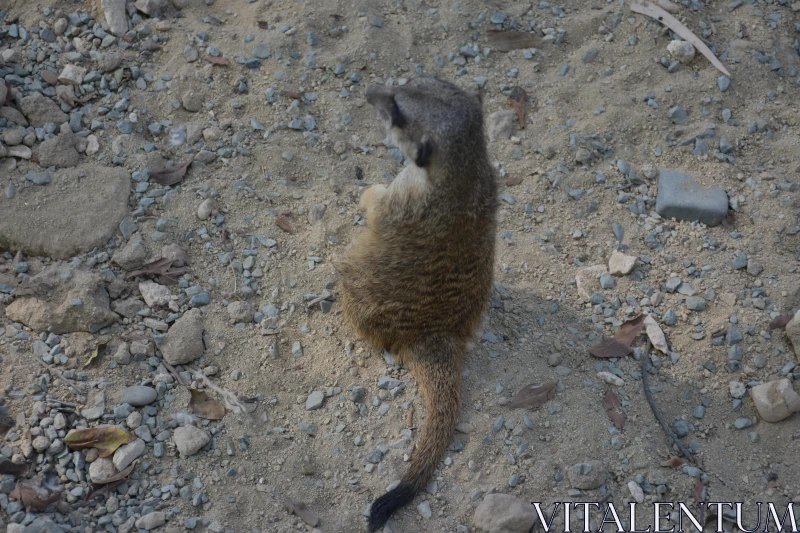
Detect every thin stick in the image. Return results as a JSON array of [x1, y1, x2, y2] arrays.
[[189, 368, 249, 415], [28, 354, 84, 397], [162, 361, 185, 386], [640, 338, 696, 463]]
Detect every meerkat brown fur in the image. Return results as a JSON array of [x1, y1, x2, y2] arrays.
[[337, 75, 497, 531]]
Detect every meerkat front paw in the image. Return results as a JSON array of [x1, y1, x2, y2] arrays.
[[359, 184, 388, 215]]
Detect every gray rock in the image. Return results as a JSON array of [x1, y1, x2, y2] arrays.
[[655, 169, 728, 227], [307, 203, 327, 223], [4, 266, 118, 334], [746, 259, 763, 276], [599, 272, 615, 289], [378, 376, 402, 389], [750, 379, 800, 422], [474, 494, 537, 533], [161, 309, 205, 365], [88, 457, 116, 483], [113, 438, 146, 470], [112, 233, 149, 270], [417, 501, 432, 520], [487, 110, 515, 142], [305, 391, 325, 410], [686, 297, 706, 311], [0, 165, 131, 259], [567, 461, 607, 490], [120, 386, 157, 406], [227, 301, 253, 323], [22, 517, 67, 533], [666, 106, 689, 125], [786, 310, 800, 360], [173, 425, 210, 456], [101, 0, 129, 36], [135, 512, 166, 531], [19, 93, 68, 127]]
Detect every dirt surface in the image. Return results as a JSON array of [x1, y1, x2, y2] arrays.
[[1, 0, 800, 532]]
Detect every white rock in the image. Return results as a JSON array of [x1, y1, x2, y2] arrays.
[[785, 310, 800, 361], [101, 0, 129, 36], [58, 64, 87, 85], [173, 425, 210, 456], [597, 371, 624, 387], [644, 315, 669, 354], [574, 264, 608, 301], [667, 40, 696, 64], [86, 134, 100, 156], [487, 110, 516, 142], [197, 198, 215, 220], [474, 493, 537, 533], [88, 457, 116, 483], [139, 280, 171, 307], [113, 439, 146, 471], [750, 379, 800, 423], [608, 250, 637, 276], [628, 481, 645, 503]]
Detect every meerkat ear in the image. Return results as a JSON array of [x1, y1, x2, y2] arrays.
[[366, 85, 407, 128], [414, 135, 434, 167]]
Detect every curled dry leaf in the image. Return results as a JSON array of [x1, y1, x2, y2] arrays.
[[284, 498, 320, 527], [589, 315, 645, 358], [693, 479, 706, 502], [84, 343, 107, 369], [509, 381, 556, 409], [505, 176, 523, 187], [487, 29, 541, 52], [276, 215, 296, 234], [64, 426, 135, 457], [602, 390, 627, 430], [125, 257, 189, 286], [660, 456, 684, 468], [9, 481, 61, 512], [188, 389, 226, 420], [95, 463, 136, 485], [86, 478, 126, 501], [508, 86, 527, 128], [150, 157, 194, 187], [769, 314, 793, 331], [0, 458, 26, 477]]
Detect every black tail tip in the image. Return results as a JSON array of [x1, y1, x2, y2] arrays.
[[366, 482, 417, 532]]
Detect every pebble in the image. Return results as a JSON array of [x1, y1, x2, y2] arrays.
[[417, 501, 432, 519], [136, 511, 166, 530], [718, 76, 731, 92], [306, 391, 325, 410], [597, 371, 624, 386], [686, 297, 706, 311], [667, 40, 696, 63], [89, 457, 116, 483], [750, 379, 800, 422], [173, 425, 210, 456], [656, 169, 728, 227], [666, 106, 689, 125], [608, 251, 636, 275], [474, 494, 537, 533], [161, 309, 205, 365], [113, 439, 146, 471], [628, 481, 645, 503], [120, 386, 157, 406]]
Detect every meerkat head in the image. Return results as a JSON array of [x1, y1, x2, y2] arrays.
[[365, 75, 485, 170]]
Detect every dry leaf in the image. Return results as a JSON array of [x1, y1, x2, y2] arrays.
[[188, 389, 226, 420], [769, 314, 793, 331], [0, 458, 26, 477], [125, 258, 189, 286], [276, 216, 296, 234], [589, 315, 645, 358], [282, 90, 302, 100], [86, 478, 126, 501], [693, 479, 705, 502], [487, 29, 541, 52], [84, 343, 107, 369], [9, 481, 61, 511], [629, 1, 730, 77], [284, 498, 320, 527], [150, 157, 194, 186], [602, 390, 627, 429], [64, 426, 135, 457], [509, 381, 556, 409], [508, 87, 527, 128], [505, 176, 523, 187], [206, 55, 230, 66], [660, 456, 684, 468]]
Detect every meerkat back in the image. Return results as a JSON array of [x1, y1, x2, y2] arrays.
[[337, 75, 497, 532]]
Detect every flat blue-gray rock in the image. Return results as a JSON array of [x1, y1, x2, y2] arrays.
[[655, 169, 728, 227]]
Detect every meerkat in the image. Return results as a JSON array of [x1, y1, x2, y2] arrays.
[[336, 75, 498, 532]]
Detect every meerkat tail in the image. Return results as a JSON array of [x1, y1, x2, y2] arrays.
[[367, 334, 464, 532]]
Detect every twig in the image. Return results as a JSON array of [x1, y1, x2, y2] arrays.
[[162, 362, 185, 386], [28, 353, 84, 397], [640, 338, 696, 463], [189, 368, 250, 416]]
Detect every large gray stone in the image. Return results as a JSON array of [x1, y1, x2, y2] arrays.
[[0, 165, 130, 259], [655, 169, 728, 227], [37, 132, 80, 168], [19, 93, 68, 127], [160, 308, 205, 365], [5, 266, 119, 333], [474, 494, 537, 533]]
